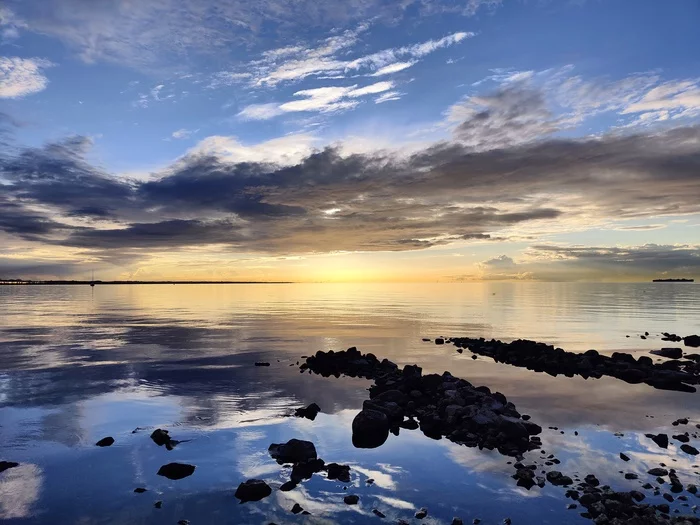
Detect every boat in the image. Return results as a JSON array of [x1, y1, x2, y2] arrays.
[[652, 278, 694, 282], [90, 270, 95, 287]]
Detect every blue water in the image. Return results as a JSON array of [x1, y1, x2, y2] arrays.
[[1, 283, 699, 524]]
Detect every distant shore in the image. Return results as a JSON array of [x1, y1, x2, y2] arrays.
[[0, 280, 293, 285]]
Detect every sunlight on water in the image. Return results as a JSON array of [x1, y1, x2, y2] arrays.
[[0, 283, 698, 524]]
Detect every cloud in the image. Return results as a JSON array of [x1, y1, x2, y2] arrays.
[[0, 6, 26, 41], [242, 30, 473, 87], [375, 91, 402, 104], [171, 128, 196, 140], [238, 81, 394, 120], [0, 57, 53, 98], [369, 61, 416, 76]]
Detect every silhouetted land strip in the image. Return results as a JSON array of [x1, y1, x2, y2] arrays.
[[0, 279, 293, 285], [445, 337, 700, 393], [653, 278, 694, 282]]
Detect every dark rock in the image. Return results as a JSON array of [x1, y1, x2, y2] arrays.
[[280, 480, 297, 491], [684, 335, 700, 348], [630, 490, 646, 502], [624, 473, 638, 480], [673, 434, 690, 443], [648, 468, 669, 476], [546, 471, 573, 486], [0, 461, 19, 473], [150, 429, 179, 450], [95, 436, 114, 447], [326, 463, 351, 482], [663, 493, 674, 502], [269, 439, 317, 463], [254, 362, 270, 366], [584, 475, 600, 487], [647, 433, 669, 448], [291, 503, 304, 514], [620, 453, 630, 461], [399, 417, 419, 430], [415, 507, 428, 519], [352, 409, 389, 449], [157, 463, 196, 480], [651, 348, 684, 359], [681, 444, 699, 455], [451, 519, 464, 525], [656, 503, 670, 513], [177, 521, 189, 525], [344, 495, 359, 505], [234, 479, 272, 502], [134, 487, 147, 493], [372, 509, 386, 518], [295, 403, 321, 420], [513, 468, 537, 489], [154, 501, 162, 509], [291, 459, 325, 481], [435, 338, 445, 345]]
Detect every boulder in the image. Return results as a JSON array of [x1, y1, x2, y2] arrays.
[[680, 444, 699, 455], [546, 471, 573, 486], [157, 463, 196, 480], [343, 495, 359, 505], [95, 437, 114, 447], [647, 468, 668, 476], [646, 433, 669, 448], [683, 335, 700, 348], [269, 439, 317, 463], [294, 403, 321, 420], [326, 463, 351, 482], [651, 348, 683, 359], [234, 479, 272, 502], [352, 409, 389, 449]]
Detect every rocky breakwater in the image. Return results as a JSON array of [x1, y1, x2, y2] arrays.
[[448, 338, 700, 393], [300, 347, 542, 456]]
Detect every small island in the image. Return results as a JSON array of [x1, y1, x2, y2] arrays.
[[652, 278, 694, 282]]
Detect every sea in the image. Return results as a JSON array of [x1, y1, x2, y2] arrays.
[[0, 282, 698, 524]]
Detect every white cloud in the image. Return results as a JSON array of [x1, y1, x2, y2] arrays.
[[243, 30, 473, 87], [171, 128, 196, 139], [189, 133, 319, 165], [375, 91, 402, 103], [0, 7, 26, 41], [369, 61, 416, 76], [239, 81, 394, 120], [0, 57, 53, 98]]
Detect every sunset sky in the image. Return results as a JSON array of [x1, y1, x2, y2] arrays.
[[1, 0, 699, 282]]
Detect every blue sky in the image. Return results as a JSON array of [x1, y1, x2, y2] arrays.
[[1, 0, 699, 281]]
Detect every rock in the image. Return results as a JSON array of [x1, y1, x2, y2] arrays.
[[681, 444, 699, 455], [95, 436, 114, 447], [134, 487, 147, 493], [684, 335, 700, 348], [234, 479, 272, 502], [567, 503, 577, 509], [584, 474, 600, 487], [648, 468, 669, 476], [435, 338, 445, 345], [0, 461, 19, 473], [451, 519, 464, 525], [291, 459, 325, 481], [352, 409, 389, 449], [326, 463, 351, 482], [177, 521, 189, 525], [269, 439, 317, 463], [624, 473, 638, 480], [254, 362, 270, 366], [150, 429, 179, 450], [372, 509, 386, 518], [344, 495, 359, 505], [619, 453, 630, 461], [291, 503, 304, 514], [280, 480, 297, 491], [399, 417, 419, 430], [157, 463, 196, 480], [513, 468, 537, 489], [546, 471, 573, 486], [630, 490, 645, 502], [295, 403, 321, 420], [415, 507, 428, 519], [647, 433, 669, 448], [154, 501, 162, 509], [651, 348, 684, 359], [673, 434, 690, 443], [656, 503, 670, 513]]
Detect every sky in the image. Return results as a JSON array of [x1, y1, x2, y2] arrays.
[[0, 0, 699, 282]]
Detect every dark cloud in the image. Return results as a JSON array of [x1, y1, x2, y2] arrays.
[[1, 83, 699, 260]]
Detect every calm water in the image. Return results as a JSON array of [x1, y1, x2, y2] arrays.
[[1, 283, 699, 524]]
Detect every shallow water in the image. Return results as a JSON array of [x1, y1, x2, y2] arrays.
[[0, 282, 699, 524]]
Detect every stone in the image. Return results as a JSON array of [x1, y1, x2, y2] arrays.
[[95, 436, 114, 447], [546, 471, 573, 486], [291, 503, 304, 514], [681, 444, 699, 455], [648, 468, 669, 476], [234, 479, 272, 502], [647, 433, 669, 448], [326, 463, 351, 482], [415, 507, 428, 519], [150, 429, 178, 450], [254, 362, 270, 366], [651, 348, 683, 359], [157, 463, 196, 480], [451, 519, 464, 525], [619, 453, 630, 461], [352, 409, 389, 449], [0, 461, 19, 473], [154, 501, 162, 509], [295, 403, 321, 420], [269, 439, 317, 463], [372, 509, 386, 518], [134, 487, 147, 493], [344, 495, 359, 505], [280, 480, 297, 491], [684, 335, 700, 348], [624, 473, 638, 480]]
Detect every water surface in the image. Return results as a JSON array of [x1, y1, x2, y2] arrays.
[[1, 283, 699, 524]]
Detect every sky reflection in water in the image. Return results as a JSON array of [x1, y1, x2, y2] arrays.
[[0, 283, 699, 523]]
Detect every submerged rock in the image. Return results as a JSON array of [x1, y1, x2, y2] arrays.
[[268, 439, 317, 464], [157, 463, 196, 480], [343, 495, 359, 505], [150, 429, 179, 450], [0, 461, 19, 473], [234, 479, 272, 502], [415, 507, 428, 519], [352, 409, 389, 449], [95, 436, 114, 447], [294, 403, 321, 420]]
